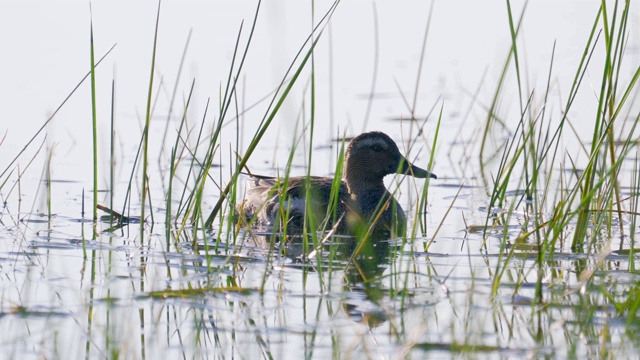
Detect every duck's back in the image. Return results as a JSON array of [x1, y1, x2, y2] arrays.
[[238, 175, 350, 230]]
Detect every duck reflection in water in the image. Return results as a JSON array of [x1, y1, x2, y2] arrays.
[[341, 235, 391, 328], [246, 230, 393, 329]]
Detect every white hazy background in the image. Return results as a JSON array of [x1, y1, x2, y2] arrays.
[[1, 1, 638, 187]]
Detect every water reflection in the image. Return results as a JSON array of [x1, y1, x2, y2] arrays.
[[245, 228, 394, 328], [341, 241, 389, 329]]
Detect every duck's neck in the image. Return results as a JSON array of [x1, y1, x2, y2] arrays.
[[345, 172, 387, 201]]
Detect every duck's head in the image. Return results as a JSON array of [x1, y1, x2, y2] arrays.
[[344, 132, 436, 191]]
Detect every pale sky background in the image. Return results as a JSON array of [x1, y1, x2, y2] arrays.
[[1, 1, 638, 183]]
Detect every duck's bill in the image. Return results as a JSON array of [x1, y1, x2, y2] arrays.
[[399, 159, 437, 179]]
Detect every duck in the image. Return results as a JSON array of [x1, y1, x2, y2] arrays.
[[237, 131, 436, 237]]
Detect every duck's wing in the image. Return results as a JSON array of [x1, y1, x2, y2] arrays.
[[275, 176, 350, 228], [236, 175, 277, 225], [283, 176, 346, 200], [238, 175, 349, 229]]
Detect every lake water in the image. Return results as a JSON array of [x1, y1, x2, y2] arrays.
[[1, 1, 639, 358]]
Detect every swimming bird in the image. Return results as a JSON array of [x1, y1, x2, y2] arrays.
[[237, 131, 436, 237]]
